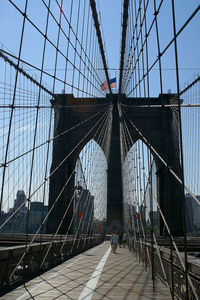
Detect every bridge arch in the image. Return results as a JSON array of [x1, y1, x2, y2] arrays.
[[74, 139, 107, 222], [47, 95, 111, 234], [122, 140, 158, 234], [120, 95, 184, 235]]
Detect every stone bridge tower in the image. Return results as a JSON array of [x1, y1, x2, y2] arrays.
[[47, 93, 184, 236]]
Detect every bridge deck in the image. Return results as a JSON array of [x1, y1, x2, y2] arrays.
[[3, 242, 171, 300]]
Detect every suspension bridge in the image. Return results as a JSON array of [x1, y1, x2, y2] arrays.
[[0, 0, 200, 299]]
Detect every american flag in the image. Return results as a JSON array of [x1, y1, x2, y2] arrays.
[[110, 77, 117, 88], [101, 77, 117, 91], [101, 80, 109, 91]]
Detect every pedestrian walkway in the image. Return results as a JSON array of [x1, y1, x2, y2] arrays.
[[2, 242, 171, 300]]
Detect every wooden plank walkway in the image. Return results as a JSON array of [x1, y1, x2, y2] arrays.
[[2, 242, 171, 300]]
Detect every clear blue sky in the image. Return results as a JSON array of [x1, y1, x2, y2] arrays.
[[99, 0, 200, 94], [0, 0, 200, 93]]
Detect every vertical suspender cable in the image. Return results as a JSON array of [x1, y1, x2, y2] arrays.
[[171, 0, 189, 298]]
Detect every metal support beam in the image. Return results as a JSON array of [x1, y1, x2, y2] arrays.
[[119, 0, 130, 94], [90, 0, 112, 94]]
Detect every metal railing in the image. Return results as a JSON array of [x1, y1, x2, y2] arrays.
[[0, 234, 104, 291], [128, 238, 200, 299]]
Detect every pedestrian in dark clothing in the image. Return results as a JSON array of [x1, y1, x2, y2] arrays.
[[122, 233, 128, 248], [111, 232, 119, 253], [119, 232, 123, 248]]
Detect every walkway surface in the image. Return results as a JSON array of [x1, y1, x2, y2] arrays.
[[2, 242, 171, 300]]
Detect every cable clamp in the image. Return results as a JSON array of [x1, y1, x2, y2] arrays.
[[0, 163, 8, 168], [153, 10, 159, 16]]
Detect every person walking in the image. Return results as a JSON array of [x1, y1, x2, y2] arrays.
[[111, 232, 119, 253], [122, 233, 128, 248], [119, 232, 123, 248]]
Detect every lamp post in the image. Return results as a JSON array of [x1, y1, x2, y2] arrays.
[[128, 202, 133, 236], [74, 182, 82, 236]]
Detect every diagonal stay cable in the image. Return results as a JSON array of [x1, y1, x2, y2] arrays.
[[126, 4, 200, 97], [136, 157, 173, 297], [53, 0, 104, 88], [0, 50, 53, 97], [0, 106, 110, 231], [40, 107, 112, 267], [0, 104, 111, 109], [0, 0, 29, 214], [120, 102, 197, 299], [0, 48, 105, 98], [63, 110, 111, 256], [8, 106, 111, 278], [121, 106, 198, 298], [1, 106, 110, 232], [9, 170, 75, 280], [150, 185, 198, 300], [7, 0, 105, 96], [0, 105, 109, 167], [120, 105, 200, 207], [59, 106, 112, 254], [120, 103, 200, 108]]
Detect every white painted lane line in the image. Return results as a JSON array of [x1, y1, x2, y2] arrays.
[[16, 243, 104, 300], [78, 247, 111, 300]]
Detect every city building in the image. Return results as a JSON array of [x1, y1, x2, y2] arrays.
[[0, 190, 48, 234], [13, 190, 26, 211], [28, 202, 48, 234], [185, 193, 200, 234], [73, 188, 94, 235]]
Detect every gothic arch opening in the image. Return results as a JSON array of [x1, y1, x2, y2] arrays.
[[74, 139, 107, 233], [122, 139, 158, 235]]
